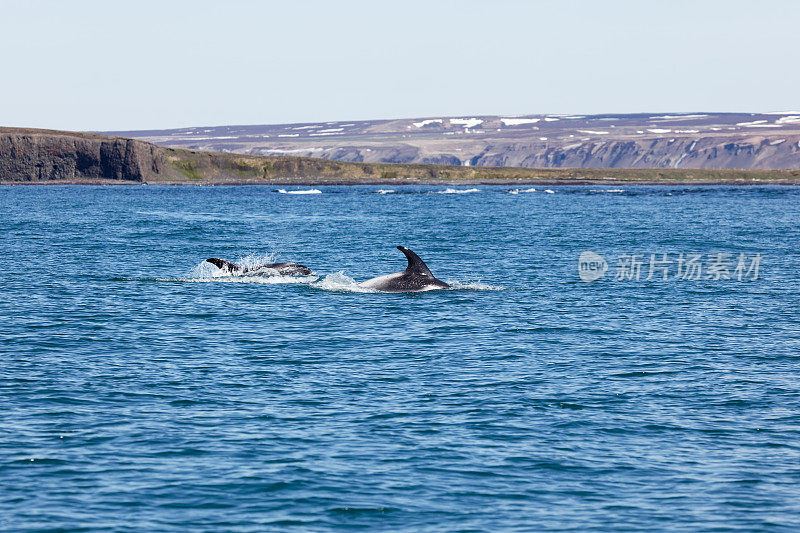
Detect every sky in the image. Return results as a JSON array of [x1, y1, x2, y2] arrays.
[[2, 0, 799, 131]]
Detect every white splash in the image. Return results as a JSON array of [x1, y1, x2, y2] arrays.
[[544, 189, 555, 194], [376, 189, 395, 194], [309, 273, 504, 293], [577, 130, 609, 135], [647, 128, 672, 134], [188, 255, 318, 284], [180, 275, 317, 285], [436, 188, 480, 194], [278, 189, 322, 195], [775, 116, 800, 125], [507, 188, 537, 194], [310, 272, 377, 293]]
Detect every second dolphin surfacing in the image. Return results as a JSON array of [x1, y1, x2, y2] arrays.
[[205, 257, 313, 276], [359, 246, 450, 292]]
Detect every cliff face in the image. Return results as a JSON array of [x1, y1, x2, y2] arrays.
[[0, 128, 166, 182], [469, 136, 800, 169], [111, 112, 800, 170], [254, 136, 800, 170], [264, 135, 800, 169]]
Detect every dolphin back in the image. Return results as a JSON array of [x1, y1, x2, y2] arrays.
[[206, 257, 312, 276]]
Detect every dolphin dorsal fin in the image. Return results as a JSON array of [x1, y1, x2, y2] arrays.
[[397, 246, 434, 277]]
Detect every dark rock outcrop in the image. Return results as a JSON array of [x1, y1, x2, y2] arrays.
[[0, 128, 166, 182]]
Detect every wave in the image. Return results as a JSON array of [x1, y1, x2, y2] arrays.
[[589, 189, 625, 193], [160, 258, 506, 293], [435, 188, 480, 194], [507, 188, 555, 195], [171, 274, 318, 285], [277, 189, 322, 195], [151, 271, 504, 292], [309, 272, 377, 293], [187, 253, 318, 284], [448, 281, 505, 291], [135, 210, 240, 222], [376, 189, 395, 194], [307, 273, 504, 293]]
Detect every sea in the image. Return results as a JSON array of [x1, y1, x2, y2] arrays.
[[2, 184, 799, 532]]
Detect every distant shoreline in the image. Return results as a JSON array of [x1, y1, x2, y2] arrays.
[[4, 178, 800, 186], [2, 126, 800, 186]]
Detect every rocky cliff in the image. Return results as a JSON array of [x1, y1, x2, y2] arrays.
[[0, 128, 166, 182]]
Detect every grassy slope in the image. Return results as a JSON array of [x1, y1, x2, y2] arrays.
[[161, 147, 800, 185]]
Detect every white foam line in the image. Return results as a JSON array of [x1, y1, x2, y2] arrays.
[[278, 189, 322, 194], [178, 275, 318, 285], [436, 188, 480, 194]]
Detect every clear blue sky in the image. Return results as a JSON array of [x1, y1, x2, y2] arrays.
[[2, 0, 799, 131]]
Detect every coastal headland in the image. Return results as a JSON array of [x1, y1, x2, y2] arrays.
[[2, 127, 800, 185]]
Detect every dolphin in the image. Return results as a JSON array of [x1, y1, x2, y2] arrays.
[[205, 257, 313, 276], [359, 246, 451, 292]]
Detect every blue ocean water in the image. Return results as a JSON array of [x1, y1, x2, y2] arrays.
[[2, 184, 800, 532]]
